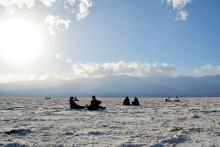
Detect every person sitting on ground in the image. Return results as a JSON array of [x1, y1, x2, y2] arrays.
[[165, 98, 169, 102], [174, 96, 180, 102], [132, 97, 140, 105], [123, 96, 130, 105], [165, 96, 171, 102], [45, 96, 51, 99], [87, 96, 105, 110], [91, 95, 101, 106], [69, 96, 85, 109]]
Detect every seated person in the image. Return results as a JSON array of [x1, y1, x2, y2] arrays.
[[87, 96, 105, 110], [91, 95, 101, 106], [132, 97, 140, 105], [165, 96, 171, 102], [123, 96, 130, 105], [174, 96, 180, 102], [69, 96, 84, 109]]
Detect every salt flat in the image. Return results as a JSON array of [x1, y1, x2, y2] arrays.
[[0, 97, 220, 147]]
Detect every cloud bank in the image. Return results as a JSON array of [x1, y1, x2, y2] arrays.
[[194, 65, 220, 76], [72, 61, 180, 78], [161, 0, 192, 21], [1, 63, 220, 84]]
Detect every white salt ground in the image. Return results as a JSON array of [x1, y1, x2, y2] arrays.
[[0, 97, 220, 147]]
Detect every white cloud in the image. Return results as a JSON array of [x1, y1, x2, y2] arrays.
[[0, 0, 58, 14], [76, 0, 92, 21], [165, 0, 191, 9], [64, 0, 76, 10], [194, 65, 220, 75], [161, 0, 192, 21], [0, 0, 93, 34], [3, 63, 220, 84], [64, 0, 93, 20], [176, 10, 188, 21], [0, 0, 92, 20], [45, 15, 71, 35], [39, 0, 56, 7], [72, 61, 180, 78], [0, 0, 35, 14]]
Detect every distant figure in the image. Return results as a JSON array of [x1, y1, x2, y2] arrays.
[[165, 96, 171, 102], [87, 96, 106, 111], [69, 96, 84, 109], [123, 96, 130, 105], [132, 97, 140, 106], [165, 98, 169, 102], [45, 96, 51, 100], [73, 97, 79, 101], [174, 96, 180, 102]]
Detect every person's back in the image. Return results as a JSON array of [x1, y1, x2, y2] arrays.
[[132, 97, 140, 105], [175, 96, 180, 102], [91, 98, 101, 107], [123, 97, 130, 105], [87, 96, 105, 110]]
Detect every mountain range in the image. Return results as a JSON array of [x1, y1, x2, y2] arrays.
[[1, 75, 220, 97]]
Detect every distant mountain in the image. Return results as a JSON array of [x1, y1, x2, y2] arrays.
[[1, 75, 220, 97]]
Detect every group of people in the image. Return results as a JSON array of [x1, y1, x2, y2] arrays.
[[165, 96, 180, 102], [45, 96, 51, 100], [69, 95, 182, 110], [69, 96, 140, 111], [69, 96, 106, 111], [123, 96, 140, 106]]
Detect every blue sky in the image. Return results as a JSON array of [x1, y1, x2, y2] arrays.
[[0, 0, 220, 83], [67, 0, 220, 66]]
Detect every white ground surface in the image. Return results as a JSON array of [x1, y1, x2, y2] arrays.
[[0, 97, 220, 147]]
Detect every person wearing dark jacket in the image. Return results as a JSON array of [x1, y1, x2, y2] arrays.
[[123, 96, 130, 105], [132, 97, 140, 106], [87, 96, 105, 110], [69, 96, 85, 109]]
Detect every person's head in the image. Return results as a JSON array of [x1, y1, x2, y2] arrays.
[[92, 95, 96, 100], [126, 96, 129, 99], [70, 96, 74, 100]]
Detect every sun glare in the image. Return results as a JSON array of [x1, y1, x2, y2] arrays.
[[0, 18, 44, 64]]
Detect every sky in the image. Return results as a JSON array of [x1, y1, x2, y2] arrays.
[[0, 0, 220, 84]]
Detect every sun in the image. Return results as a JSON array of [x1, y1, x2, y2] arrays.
[[0, 18, 44, 64]]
